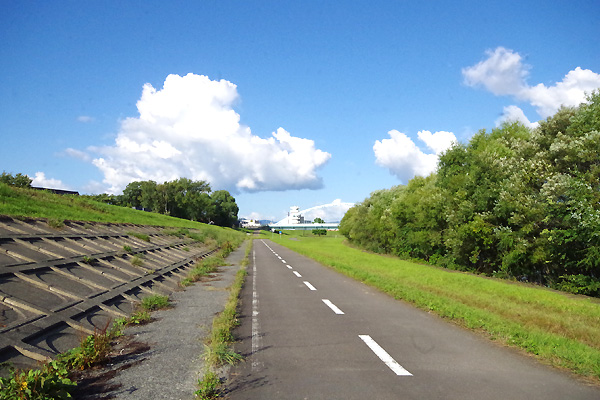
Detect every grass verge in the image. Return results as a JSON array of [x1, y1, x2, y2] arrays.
[[195, 240, 251, 399], [268, 232, 600, 383]]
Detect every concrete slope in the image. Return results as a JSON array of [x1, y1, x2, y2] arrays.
[[0, 215, 215, 373]]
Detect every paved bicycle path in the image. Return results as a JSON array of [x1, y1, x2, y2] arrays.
[[226, 239, 599, 400], [74, 244, 246, 400]]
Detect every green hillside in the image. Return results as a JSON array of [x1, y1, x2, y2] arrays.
[[0, 183, 243, 243]]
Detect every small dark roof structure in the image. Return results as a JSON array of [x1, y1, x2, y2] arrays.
[[31, 187, 79, 196]]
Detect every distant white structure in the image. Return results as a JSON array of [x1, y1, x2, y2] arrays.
[[269, 205, 339, 231], [290, 206, 304, 224]]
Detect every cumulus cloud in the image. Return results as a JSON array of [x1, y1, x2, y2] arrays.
[[89, 73, 331, 194], [31, 172, 71, 190], [463, 47, 600, 118], [301, 199, 355, 222], [526, 67, 600, 117], [495, 105, 539, 129], [374, 130, 457, 183], [462, 47, 530, 97]]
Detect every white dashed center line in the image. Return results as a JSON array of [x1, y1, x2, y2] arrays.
[[322, 299, 344, 314], [359, 335, 412, 376], [303, 281, 317, 291], [293, 271, 302, 278], [286, 265, 293, 269]]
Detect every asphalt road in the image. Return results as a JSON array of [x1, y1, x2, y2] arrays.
[[226, 239, 600, 399]]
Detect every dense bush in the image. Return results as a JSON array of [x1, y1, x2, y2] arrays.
[[340, 91, 600, 295], [0, 172, 32, 188]]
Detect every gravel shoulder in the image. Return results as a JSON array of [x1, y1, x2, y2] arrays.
[[75, 244, 247, 400]]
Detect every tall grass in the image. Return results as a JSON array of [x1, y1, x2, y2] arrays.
[[269, 233, 600, 382]]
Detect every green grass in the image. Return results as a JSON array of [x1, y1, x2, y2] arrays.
[[128, 231, 150, 242], [130, 254, 144, 267], [181, 257, 224, 286], [269, 232, 600, 382], [196, 240, 250, 399], [140, 294, 171, 311], [0, 183, 243, 246]]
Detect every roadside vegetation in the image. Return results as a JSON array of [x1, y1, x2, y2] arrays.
[[0, 294, 170, 399], [340, 91, 600, 297], [0, 183, 247, 398], [195, 240, 251, 399], [269, 232, 600, 382]]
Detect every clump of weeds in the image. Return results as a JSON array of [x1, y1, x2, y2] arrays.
[[140, 294, 170, 311], [130, 254, 144, 267]]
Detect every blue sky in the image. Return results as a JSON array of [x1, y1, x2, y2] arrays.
[[1, 1, 599, 222]]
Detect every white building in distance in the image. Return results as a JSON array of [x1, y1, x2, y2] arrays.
[[269, 206, 339, 231]]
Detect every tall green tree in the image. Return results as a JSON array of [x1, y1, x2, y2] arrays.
[[0, 172, 32, 188], [210, 190, 239, 227], [340, 91, 600, 295]]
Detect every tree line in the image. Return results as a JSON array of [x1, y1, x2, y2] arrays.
[[340, 91, 600, 297], [87, 178, 239, 227]]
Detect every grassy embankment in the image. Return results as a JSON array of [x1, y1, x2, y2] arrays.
[[0, 183, 241, 243], [0, 183, 247, 398], [267, 231, 600, 383]]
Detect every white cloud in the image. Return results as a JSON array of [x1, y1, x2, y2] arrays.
[[301, 199, 355, 222], [495, 105, 539, 129], [463, 47, 600, 118], [373, 130, 457, 183], [416, 130, 457, 155], [242, 212, 267, 221], [63, 148, 92, 162], [88, 73, 331, 194], [31, 172, 71, 190], [82, 180, 107, 194], [526, 67, 600, 118], [462, 47, 530, 97]]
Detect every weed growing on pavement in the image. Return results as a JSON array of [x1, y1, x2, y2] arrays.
[[128, 231, 150, 242], [204, 343, 243, 366], [140, 294, 170, 311], [130, 254, 144, 267], [128, 311, 152, 325], [194, 371, 222, 399], [60, 333, 112, 371], [181, 256, 224, 286], [47, 218, 65, 229], [113, 311, 152, 334], [196, 240, 250, 398], [123, 245, 133, 253], [81, 255, 95, 264]]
